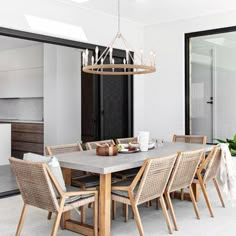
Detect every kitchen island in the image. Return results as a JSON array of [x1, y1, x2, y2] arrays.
[[0, 124, 11, 165]]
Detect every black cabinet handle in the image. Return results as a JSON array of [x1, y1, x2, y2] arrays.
[[206, 101, 213, 104]]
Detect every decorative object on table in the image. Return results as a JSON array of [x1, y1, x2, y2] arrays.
[[216, 134, 236, 156], [138, 131, 150, 152], [148, 142, 156, 149], [117, 143, 140, 153], [157, 139, 164, 148], [96, 144, 118, 156], [85, 139, 115, 150], [82, 0, 156, 76]]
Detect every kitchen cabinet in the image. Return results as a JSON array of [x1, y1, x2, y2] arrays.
[[0, 122, 44, 159]]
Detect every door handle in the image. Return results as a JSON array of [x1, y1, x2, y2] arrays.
[[206, 101, 213, 104]]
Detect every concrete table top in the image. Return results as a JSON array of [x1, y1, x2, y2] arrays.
[[56, 141, 214, 174]]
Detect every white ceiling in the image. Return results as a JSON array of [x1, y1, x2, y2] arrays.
[[61, 0, 236, 25], [0, 36, 39, 51]]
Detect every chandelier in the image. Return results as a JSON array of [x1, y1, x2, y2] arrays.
[[82, 0, 156, 75]]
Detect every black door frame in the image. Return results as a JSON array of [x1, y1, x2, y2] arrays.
[[0, 27, 134, 137], [185, 25, 236, 135]]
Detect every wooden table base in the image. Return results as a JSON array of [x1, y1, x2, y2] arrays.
[[174, 183, 200, 202]]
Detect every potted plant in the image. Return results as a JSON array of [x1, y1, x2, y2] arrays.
[[217, 134, 236, 156]]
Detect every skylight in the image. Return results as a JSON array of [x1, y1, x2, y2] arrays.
[[25, 15, 88, 42]]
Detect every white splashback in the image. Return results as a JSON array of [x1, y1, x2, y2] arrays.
[[0, 98, 43, 121]]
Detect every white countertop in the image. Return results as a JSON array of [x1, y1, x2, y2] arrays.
[[0, 119, 43, 124]]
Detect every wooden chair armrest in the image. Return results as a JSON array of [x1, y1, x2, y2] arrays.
[[64, 190, 97, 197], [111, 186, 129, 191]]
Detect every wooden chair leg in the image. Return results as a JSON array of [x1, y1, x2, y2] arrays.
[[159, 195, 173, 234], [156, 197, 160, 210], [51, 211, 63, 236], [48, 211, 52, 220], [123, 204, 129, 222], [80, 206, 86, 224], [213, 178, 225, 208], [93, 196, 98, 236], [16, 204, 27, 236], [112, 200, 117, 220], [198, 176, 214, 217], [189, 186, 200, 219], [165, 191, 178, 231], [130, 203, 144, 236], [180, 188, 184, 201]]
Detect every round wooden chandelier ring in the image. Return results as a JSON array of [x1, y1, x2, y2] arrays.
[[83, 64, 156, 75]]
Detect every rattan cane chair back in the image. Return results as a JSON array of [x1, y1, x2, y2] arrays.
[[135, 154, 177, 205], [45, 143, 83, 156], [173, 135, 207, 144], [202, 146, 221, 183], [10, 158, 59, 213], [45, 143, 84, 179], [85, 139, 115, 150], [166, 149, 204, 193], [194, 146, 225, 217], [116, 137, 138, 144]]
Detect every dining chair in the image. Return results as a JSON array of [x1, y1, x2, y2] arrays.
[[85, 139, 115, 150], [114, 137, 140, 181], [164, 149, 204, 231], [172, 134, 207, 200], [193, 146, 225, 217], [172, 134, 207, 145], [45, 143, 85, 179], [45, 143, 100, 223], [116, 137, 138, 144], [111, 154, 178, 235], [114, 137, 142, 221], [9, 157, 98, 236]]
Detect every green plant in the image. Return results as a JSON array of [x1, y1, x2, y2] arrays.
[[216, 134, 236, 156]]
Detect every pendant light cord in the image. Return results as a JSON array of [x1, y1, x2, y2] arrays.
[[118, 0, 120, 34]]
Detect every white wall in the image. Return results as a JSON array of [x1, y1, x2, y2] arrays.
[[143, 10, 236, 141], [44, 44, 82, 146]]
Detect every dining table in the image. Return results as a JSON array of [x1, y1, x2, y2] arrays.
[[56, 141, 214, 236]]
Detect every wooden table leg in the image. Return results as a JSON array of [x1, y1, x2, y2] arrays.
[[61, 168, 72, 228], [99, 173, 111, 236]]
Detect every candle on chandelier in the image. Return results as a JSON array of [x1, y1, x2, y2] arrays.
[[123, 58, 126, 72], [85, 49, 89, 66], [82, 52, 85, 67], [126, 49, 129, 64], [95, 46, 99, 63], [109, 47, 113, 64]]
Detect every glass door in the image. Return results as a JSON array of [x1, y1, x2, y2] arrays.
[[188, 31, 236, 143]]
